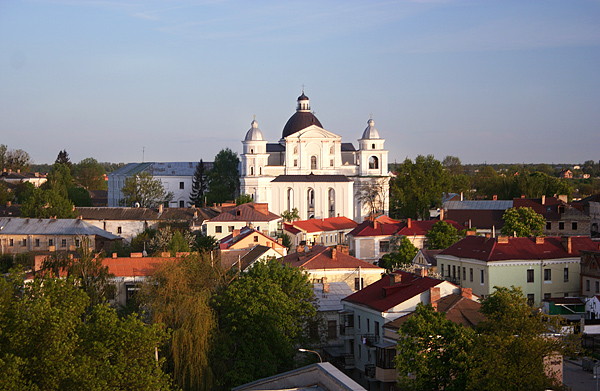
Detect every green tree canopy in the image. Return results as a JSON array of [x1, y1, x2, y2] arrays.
[[212, 259, 317, 388], [378, 236, 418, 271], [74, 158, 107, 190], [426, 220, 463, 249], [0, 272, 173, 390], [55, 150, 72, 168], [0, 144, 31, 171], [501, 207, 545, 237], [189, 160, 209, 207], [21, 188, 76, 218], [206, 148, 239, 205], [45, 163, 74, 198], [121, 171, 173, 208], [396, 303, 474, 391], [281, 208, 300, 222]]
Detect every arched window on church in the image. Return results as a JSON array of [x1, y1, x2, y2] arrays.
[[259, 167, 262, 175], [311, 156, 317, 170], [369, 156, 379, 169], [307, 188, 315, 219], [287, 188, 294, 211], [294, 146, 298, 154], [328, 188, 335, 218], [250, 166, 254, 175], [330, 145, 334, 154], [371, 144, 375, 149]]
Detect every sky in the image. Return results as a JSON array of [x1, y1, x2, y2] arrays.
[[1, 0, 599, 165]]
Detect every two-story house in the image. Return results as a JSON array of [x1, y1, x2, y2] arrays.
[[204, 202, 282, 240], [283, 216, 358, 250]]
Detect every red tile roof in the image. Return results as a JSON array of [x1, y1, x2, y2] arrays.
[[342, 271, 446, 312], [219, 226, 283, 250], [287, 216, 358, 233], [348, 219, 462, 237], [208, 202, 280, 222], [440, 236, 599, 262], [283, 223, 301, 235], [102, 256, 178, 277], [282, 245, 381, 270]]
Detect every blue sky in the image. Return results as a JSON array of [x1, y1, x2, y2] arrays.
[[1, 0, 599, 165]]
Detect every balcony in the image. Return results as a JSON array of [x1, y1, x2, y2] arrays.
[[339, 324, 354, 338], [361, 334, 379, 347]]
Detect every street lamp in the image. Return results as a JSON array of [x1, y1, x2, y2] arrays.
[[298, 348, 322, 363]]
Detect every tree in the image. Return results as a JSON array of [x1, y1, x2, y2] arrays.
[[396, 303, 474, 391], [442, 155, 463, 175], [235, 194, 253, 205], [67, 186, 92, 207], [168, 231, 191, 255], [45, 163, 74, 198], [426, 221, 463, 250], [281, 208, 300, 222], [121, 172, 173, 208], [212, 259, 317, 388], [193, 233, 218, 253], [189, 160, 209, 207], [468, 286, 565, 391], [501, 207, 545, 237], [13, 181, 35, 204], [390, 155, 449, 219], [0, 146, 31, 171], [206, 148, 239, 205], [0, 272, 173, 390], [140, 254, 222, 391], [55, 150, 72, 168], [357, 178, 389, 218], [378, 236, 418, 271], [74, 158, 107, 190], [0, 181, 12, 205], [20, 188, 76, 218]]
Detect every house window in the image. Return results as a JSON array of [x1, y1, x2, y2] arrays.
[[328, 188, 335, 218], [9, 239, 13, 246], [49, 239, 54, 246], [544, 268, 551, 281], [250, 167, 254, 175], [546, 221, 551, 230], [179, 200, 185, 207], [287, 188, 294, 211], [564, 267, 569, 282], [35, 238, 40, 247], [253, 235, 259, 242], [228, 226, 234, 233], [22, 239, 27, 246], [117, 226, 122, 234], [572, 222, 578, 231], [462, 267, 466, 281], [452, 265, 456, 279], [179, 182, 184, 189], [327, 320, 337, 340], [527, 269, 534, 283], [368, 156, 379, 169], [75, 239, 80, 247], [527, 294, 535, 306], [447, 265, 451, 278], [311, 156, 317, 170], [307, 188, 315, 219], [357, 315, 361, 330], [379, 241, 390, 253], [440, 264, 444, 276], [558, 222, 565, 230], [293, 159, 298, 167], [367, 319, 370, 333], [596, 281, 600, 294], [330, 159, 334, 167], [215, 226, 222, 233], [480, 270, 485, 284], [586, 279, 591, 292], [61, 239, 67, 247], [355, 277, 364, 291], [376, 347, 396, 369]]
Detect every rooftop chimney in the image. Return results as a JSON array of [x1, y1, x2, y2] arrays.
[[233, 229, 241, 237], [557, 194, 568, 203], [541, 195, 546, 205], [461, 287, 473, 300], [112, 252, 118, 258], [493, 195, 498, 201], [407, 218, 412, 229], [389, 273, 400, 286], [331, 248, 337, 260], [439, 208, 445, 221], [562, 236, 572, 253], [430, 286, 441, 310], [158, 204, 164, 214], [535, 236, 545, 244], [497, 236, 509, 244], [419, 267, 428, 277], [254, 203, 269, 215]]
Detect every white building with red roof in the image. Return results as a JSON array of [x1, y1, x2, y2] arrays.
[[339, 270, 461, 385], [283, 216, 358, 249], [281, 245, 383, 292], [203, 202, 282, 240], [347, 216, 463, 263], [437, 235, 600, 305]]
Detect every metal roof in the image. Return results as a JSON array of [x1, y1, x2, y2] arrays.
[[110, 162, 213, 177], [0, 218, 121, 239], [443, 200, 513, 210]]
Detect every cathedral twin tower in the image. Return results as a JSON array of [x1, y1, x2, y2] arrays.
[[240, 93, 391, 223]]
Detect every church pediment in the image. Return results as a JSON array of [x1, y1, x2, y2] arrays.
[[285, 125, 342, 140]]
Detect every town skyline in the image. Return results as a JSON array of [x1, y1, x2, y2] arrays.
[[1, 0, 599, 165]]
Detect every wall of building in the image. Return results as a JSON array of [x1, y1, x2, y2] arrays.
[[0, 234, 95, 254]]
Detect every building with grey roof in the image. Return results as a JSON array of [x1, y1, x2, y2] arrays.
[[0, 217, 121, 255], [108, 161, 213, 208]]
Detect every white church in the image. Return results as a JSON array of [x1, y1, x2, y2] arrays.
[[240, 93, 392, 222]]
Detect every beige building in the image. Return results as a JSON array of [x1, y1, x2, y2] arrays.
[[219, 226, 287, 258], [204, 202, 282, 240]]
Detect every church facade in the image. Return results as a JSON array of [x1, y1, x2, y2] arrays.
[[240, 93, 391, 223]]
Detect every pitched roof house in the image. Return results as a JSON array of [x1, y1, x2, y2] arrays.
[[204, 202, 282, 240], [513, 195, 590, 237], [340, 270, 461, 385], [283, 216, 358, 250], [347, 216, 463, 262], [219, 226, 287, 257], [437, 235, 599, 305], [281, 245, 383, 291]]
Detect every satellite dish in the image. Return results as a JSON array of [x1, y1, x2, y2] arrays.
[[134, 202, 141, 208]]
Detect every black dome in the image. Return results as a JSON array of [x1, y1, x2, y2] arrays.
[[297, 93, 309, 101], [282, 111, 323, 138]]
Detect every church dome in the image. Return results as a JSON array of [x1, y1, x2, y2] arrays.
[[281, 93, 323, 138], [361, 119, 380, 139], [245, 119, 265, 141]]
